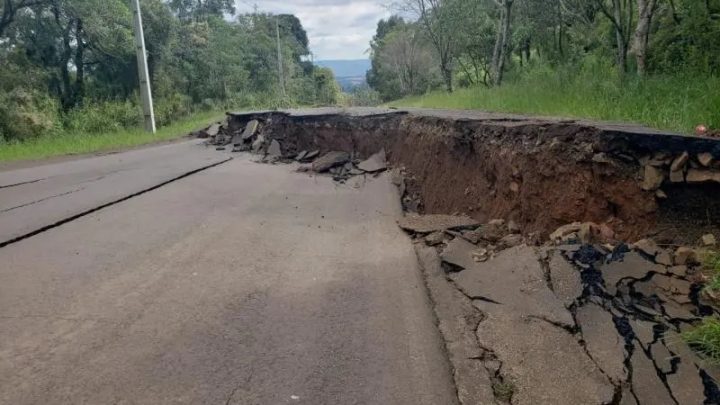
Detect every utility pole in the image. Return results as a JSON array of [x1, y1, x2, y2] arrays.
[[131, 0, 156, 133], [275, 16, 286, 98]]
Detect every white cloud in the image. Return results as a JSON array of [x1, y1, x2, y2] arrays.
[[235, 0, 391, 60]]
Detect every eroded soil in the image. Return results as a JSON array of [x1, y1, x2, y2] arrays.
[[212, 109, 720, 243]]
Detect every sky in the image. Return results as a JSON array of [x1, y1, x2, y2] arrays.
[[235, 0, 391, 60]]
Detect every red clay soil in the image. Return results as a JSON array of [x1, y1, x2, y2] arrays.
[[226, 110, 720, 242]]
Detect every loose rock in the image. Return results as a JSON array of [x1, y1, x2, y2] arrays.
[[674, 246, 698, 265], [687, 169, 720, 183], [549, 222, 582, 242], [632, 238, 659, 257], [698, 152, 714, 167], [670, 151, 689, 172], [655, 250, 673, 266], [702, 233, 717, 246], [642, 165, 665, 191]]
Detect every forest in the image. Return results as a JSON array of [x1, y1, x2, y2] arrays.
[[368, 0, 720, 132], [0, 0, 340, 142]]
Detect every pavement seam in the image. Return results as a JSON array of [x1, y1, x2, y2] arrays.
[[0, 178, 45, 189], [0, 157, 232, 249], [0, 187, 86, 213]]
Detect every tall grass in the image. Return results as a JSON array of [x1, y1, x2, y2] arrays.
[[0, 110, 223, 163], [390, 62, 720, 134]]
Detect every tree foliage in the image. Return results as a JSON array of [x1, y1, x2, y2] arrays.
[[369, 0, 720, 97], [0, 1, 340, 141]]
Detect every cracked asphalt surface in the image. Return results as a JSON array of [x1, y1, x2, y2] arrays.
[[0, 141, 457, 404]]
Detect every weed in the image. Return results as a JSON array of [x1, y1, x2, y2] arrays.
[[492, 381, 515, 402]]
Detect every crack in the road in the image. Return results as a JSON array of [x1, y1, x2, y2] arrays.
[[0, 158, 232, 249], [0, 178, 45, 189], [0, 187, 85, 213]]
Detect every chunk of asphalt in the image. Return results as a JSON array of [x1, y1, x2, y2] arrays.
[[240, 119, 260, 141], [251, 134, 265, 153], [650, 342, 674, 373], [206, 123, 220, 137], [267, 140, 282, 158], [454, 246, 575, 327], [599, 251, 665, 295], [630, 348, 676, 405], [474, 306, 615, 405], [304, 150, 320, 160], [357, 148, 387, 173], [576, 302, 628, 383], [440, 237, 478, 270], [629, 318, 656, 350], [311, 151, 350, 173], [397, 214, 480, 234], [548, 252, 584, 308]]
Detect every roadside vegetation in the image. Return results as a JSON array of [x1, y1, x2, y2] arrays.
[[368, 0, 720, 134], [682, 317, 720, 364], [682, 252, 720, 363], [0, 110, 222, 163], [0, 0, 341, 161]]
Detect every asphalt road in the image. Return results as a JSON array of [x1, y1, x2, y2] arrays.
[[0, 141, 457, 405]]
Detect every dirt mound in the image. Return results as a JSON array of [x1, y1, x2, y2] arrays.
[[207, 108, 720, 243]]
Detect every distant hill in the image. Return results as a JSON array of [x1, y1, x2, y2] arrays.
[[316, 59, 371, 91]]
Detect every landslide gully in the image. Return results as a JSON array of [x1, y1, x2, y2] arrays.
[[226, 110, 720, 242]]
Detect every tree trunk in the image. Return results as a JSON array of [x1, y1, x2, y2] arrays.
[[491, 12, 502, 84], [0, 0, 13, 37], [633, 0, 655, 76], [613, 0, 627, 73], [494, 0, 513, 86], [441, 60, 453, 92], [73, 18, 85, 107]]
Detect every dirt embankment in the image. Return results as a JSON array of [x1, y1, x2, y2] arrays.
[[222, 110, 720, 243]]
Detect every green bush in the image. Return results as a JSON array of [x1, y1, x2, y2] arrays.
[[154, 94, 193, 127], [0, 89, 60, 141], [63, 100, 142, 134]]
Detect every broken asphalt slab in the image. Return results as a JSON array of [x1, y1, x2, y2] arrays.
[[398, 214, 480, 234]]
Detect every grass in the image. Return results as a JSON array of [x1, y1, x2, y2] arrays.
[[389, 66, 720, 134], [683, 251, 720, 363], [682, 317, 720, 363], [0, 110, 224, 163]]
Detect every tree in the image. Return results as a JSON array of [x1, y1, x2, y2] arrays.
[[632, 0, 658, 75], [0, 0, 47, 37], [398, 0, 458, 92], [593, 0, 634, 73], [168, 0, 235, 21]]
